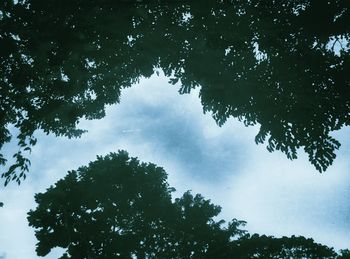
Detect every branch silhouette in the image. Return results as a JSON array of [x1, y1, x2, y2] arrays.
[[27, 151, 345, 258], [1, 0, 349, 183]]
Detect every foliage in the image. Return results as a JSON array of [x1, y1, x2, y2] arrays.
[[232, 234, 337, 258], [1, 0, 350, 183], [27, 151, 345, 258], [27, 151, 246, 258], [338, 249, 350, 259]]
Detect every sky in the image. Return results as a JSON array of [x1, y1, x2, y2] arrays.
[[0, 73, 350, 258]]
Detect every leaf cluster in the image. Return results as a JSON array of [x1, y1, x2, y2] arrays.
[[27, 151, 345, 258], [1, 0, 350, 183]]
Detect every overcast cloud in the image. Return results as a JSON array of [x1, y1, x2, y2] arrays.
[[1, 74, 349, 258]]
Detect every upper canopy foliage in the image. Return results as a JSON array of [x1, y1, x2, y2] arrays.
[[28, 151, 342, 258], [1, 0, 349, 183]]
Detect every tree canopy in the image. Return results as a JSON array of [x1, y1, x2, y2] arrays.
[[27, 151, 345, 258], [1, 0, 350, 183], [27, 151, 246, 258]]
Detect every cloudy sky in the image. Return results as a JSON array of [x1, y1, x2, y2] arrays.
[[1, 73, 350, 258]]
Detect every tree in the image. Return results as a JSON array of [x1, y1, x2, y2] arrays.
[[338, 249, 350, 259], [27, 151, 346, 258], [1, 0, 350, 183], [232, 234, 337, 258], [27, 151, 245, 258]]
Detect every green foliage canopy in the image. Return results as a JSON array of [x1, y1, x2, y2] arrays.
[[28, 151, 342, 258], [27, 151, 246, 258], [1, 0, 349, 183]]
